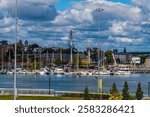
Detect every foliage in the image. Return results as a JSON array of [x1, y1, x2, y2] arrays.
[[109, 94, 123, 100], [72, 54, 80, 68], [29, 61, 43, 70], [0, 40, 8, 46], [80, 59, 90, 68], [140, 55, 147, 64], [109, 83, 123, 100], [110, 83, 118, 95], [136, 82, 143, 100], [122, 81, 130, 100], [54, 58, 62, 66], [84, 86, 91, 100], [105, 50, 114, 64]]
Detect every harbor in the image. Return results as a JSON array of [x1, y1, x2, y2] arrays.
[[0, 73, 150, 97], [0, 0, 150, 101]]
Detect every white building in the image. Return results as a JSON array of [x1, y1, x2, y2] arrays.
[[131, 57, 141, 65]]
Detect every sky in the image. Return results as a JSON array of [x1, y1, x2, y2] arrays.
[[0, 0, 150, 51]]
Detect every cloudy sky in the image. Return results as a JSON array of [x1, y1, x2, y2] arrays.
[[0, 0, 150, 51]]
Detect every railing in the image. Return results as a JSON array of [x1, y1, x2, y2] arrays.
[[0, 88, 83, 96]]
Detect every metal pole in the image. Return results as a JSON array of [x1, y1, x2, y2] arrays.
[[60, 48, 62, 61], [70, 30, 73, 65], [27, 52, 29, 69], [14, 0, 18, 100], [49, 77, 51, 94], [46, 50, 49, 65], [34, 53, 36, 70], [8, 49, 11, 69], [77, 51, 79, 71], [40, 49, 42, 69], [2, 48, 3, 71], [95, 8, 104, 94], [22, 49, 24, 69]]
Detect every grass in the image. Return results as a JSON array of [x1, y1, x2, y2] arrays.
[[0, 95, 83, 100]]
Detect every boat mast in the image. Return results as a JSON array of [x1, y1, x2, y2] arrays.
[[14, 0, 18, 100], [21, 48, 24, 69], [69, 30, 73, 65], [1, 48, 4, 70], [8, 49, 11, 69]]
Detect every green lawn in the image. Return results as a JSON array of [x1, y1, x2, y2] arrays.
[[0, 95, 83, 100]]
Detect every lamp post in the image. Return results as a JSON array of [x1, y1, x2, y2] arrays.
[[94, 8, 104, 99], [95, 7, 104, 75], [14, 0, 18, 100]]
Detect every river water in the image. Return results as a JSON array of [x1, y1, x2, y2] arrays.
[[0, 74, 150, 96]]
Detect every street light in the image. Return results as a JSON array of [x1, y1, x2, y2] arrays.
[[94, 7, 104, 92], [14, 0, 18, 100], [95, 7, 104, 74]]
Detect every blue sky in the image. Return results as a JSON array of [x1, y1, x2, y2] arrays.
[[55, 0, 131, 11], [55, 0, 82, 11], [108, 0, 131, 4], [0, 0, 150, 51]]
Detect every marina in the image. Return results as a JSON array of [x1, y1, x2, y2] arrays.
[[0, 73, 150, 97]]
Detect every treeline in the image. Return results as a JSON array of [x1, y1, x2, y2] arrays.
[[83, 81, 144, 100]]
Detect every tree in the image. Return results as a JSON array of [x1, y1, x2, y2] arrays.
[[122, 81, 130, 100], [54, 58, 62, 66], [140, 55, 147, 65], [80, 59, 89, 68], [84, 86, 91, 100], [105, 50, 114, 65], [109, 83, 122, 100], [0, 40, 8, 46], [24, 40, 28, 47], [72, 54, 79, 68], [110, 83, 118, 95], [136, 82, 143, 100]]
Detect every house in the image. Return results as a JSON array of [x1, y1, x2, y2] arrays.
[[131, 57, 141, 65], [145, 56, 150, 67]]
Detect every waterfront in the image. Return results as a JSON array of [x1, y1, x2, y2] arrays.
[[0, 74, 150, 96]]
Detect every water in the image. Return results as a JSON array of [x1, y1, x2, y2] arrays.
[[0, 74, 150, 96]]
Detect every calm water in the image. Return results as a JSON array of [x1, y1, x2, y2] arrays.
[[0, 74, 150, 96]]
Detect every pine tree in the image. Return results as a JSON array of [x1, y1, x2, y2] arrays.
[[84, 86, 91, 100], [110, 83, 119, 95], [109, 83, 122, 100], [122, 81, 130, 100], [136, 82, 143, 100]]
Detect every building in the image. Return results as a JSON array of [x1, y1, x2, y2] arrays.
[[113, 47, 130, 64], [145, 56, 150, 67], [131, 57, 141, 65]]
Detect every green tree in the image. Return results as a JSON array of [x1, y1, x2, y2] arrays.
[[109, 83, 122, 100], [84, 86, 91, 100], [29, 61, 43, 70], [54, 58, 62, 66], [122, 81, 130, 100], [105, 50, 114, 65], [110, 83, 118, 95], [72, 54, 79, 68], [136, 82, 143, 100], [80, 59, 89, 68], [140, 55, 147, 65]]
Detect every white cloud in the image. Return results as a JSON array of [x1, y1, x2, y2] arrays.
[[114, 37, 143, 43], [0, 0, 150, 51], [53, 9, 93, 26]]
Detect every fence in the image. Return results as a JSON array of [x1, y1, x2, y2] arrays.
[[0, 88, 83, 96]]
